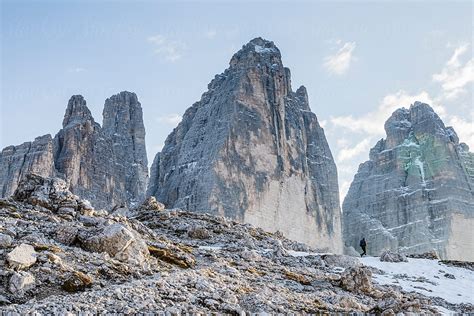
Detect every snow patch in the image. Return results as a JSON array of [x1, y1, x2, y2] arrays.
[[360, 257, 474, 305], [414, 156, 426, 185], [254, 45, 277, 54], [286, 250, 320, 257], [198, 245, 223, 251]]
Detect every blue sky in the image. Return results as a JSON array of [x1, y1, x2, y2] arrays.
[[1, 0, 473, 199]]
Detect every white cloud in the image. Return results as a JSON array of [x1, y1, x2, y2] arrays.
[[68, 67, 86, 73], [205, 29, 217, 39], [323, 41, 356, 75], [337, 139, 371, 163], [330, 90, 437, 137], [433, 43, 474, 100], [156, 113, 182, 126], [147, 35, 186, 62]]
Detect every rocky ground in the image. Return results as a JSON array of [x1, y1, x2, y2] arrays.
[[0, 174, 473, 314]]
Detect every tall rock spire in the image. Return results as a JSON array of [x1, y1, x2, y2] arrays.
[[342, 102, 474, 260], [103, 91, 148, 202], [148, 37, 342, 252], [62, 95, 94, 127]]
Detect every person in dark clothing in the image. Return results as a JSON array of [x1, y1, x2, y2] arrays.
[[359, 238, 367, 257]]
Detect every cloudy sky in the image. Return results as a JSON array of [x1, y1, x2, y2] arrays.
[[1, 1, 472, 201]]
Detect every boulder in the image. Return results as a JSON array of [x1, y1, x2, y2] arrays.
[[406, 250, 439, 260], [187, 226, 211, 239], [0, 233, 13, 248], [62, 271, 93, 293], [9, 271, 35, 295], [140, 196, 165, 211], [148, 245, 195, 269], [13, 174, 78, 212], [322, 254, 362, 269], [380, 250, 408, 263], [55, 225, 79, 246], [81, 223, 149, 266], [6, 243, 37, 269], [339, 266, 373, 294]]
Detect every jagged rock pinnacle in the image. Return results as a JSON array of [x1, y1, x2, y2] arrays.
[[229, 37, 282, 68], [62, 95, 94, 128]]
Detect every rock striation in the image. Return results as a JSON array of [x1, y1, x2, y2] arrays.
[[0, 91, 148, 209], [343, 102, 474, 260], [148, 37, 342, 252]]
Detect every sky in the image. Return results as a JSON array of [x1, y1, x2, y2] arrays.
[[1, 0, 473, 201]]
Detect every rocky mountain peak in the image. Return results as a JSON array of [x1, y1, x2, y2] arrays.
[[102, 91, 148, 201], [384, 101, 446, 148], [229, 37, 283, 68], [148, 38, 342, 253], [62, 95, 94, 128], [295, 85, 310, 110], [343, 102, 474, 260], [102, 91, 145, 138]]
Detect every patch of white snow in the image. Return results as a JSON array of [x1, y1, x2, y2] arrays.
[[360, 257, 474, 305]]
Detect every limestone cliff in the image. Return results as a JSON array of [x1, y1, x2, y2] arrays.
[[342, 102, 474, 260], [148, 38, 342, 252], [0, 135, 56, 197], [0, 92, 148, 209]]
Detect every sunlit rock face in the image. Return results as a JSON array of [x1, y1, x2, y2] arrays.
[[0, 92, 148, 209], [343, 102, 474, 260], [148, 38, 342, 252]]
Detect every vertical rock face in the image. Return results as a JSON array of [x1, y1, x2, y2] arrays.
[[342, 102, 474, 260], [0, 92, 148, 209], [102, 91, 148, 203], [0, 135, 56, 197], [148, 38, 342, 252]]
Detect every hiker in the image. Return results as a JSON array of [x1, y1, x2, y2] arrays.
[[359, 238, 367, 257]]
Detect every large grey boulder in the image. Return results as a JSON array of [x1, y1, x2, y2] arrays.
[[380, 250, 408, 262], [0, 233, 13, 248], [80, 223, 149, 266], [147, 37, 342, 252], [6, 243, 37, 270], [343, 102, 474, 261], [0, 92, 149, 209], [9, 271, 35, 295]]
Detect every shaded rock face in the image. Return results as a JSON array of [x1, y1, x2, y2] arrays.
[[0, 92, 148, 209], [343, 102, 474, 260], [0, 135, 56, 197], [148, 38, 342, 252], [102, 92, 148, 200]]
